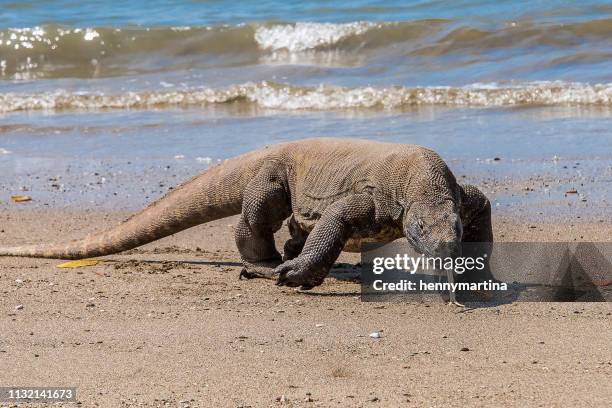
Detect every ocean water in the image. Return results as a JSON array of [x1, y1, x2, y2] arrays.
[[0, 1, 611, 217], [1, 0, 612, 108]]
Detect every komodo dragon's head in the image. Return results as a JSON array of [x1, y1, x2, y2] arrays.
[[395, 148, 464, 259], [402, 199, 463, 259]]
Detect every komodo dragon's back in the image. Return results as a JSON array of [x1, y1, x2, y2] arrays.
[[283, 138, 438, 221]]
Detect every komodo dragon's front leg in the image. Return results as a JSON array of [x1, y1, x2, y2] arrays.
[[275, 194, 376, 290]]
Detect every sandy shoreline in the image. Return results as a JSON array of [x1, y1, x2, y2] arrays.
[[2, 0, 611, 404], [0, 125, 611, 407], [0, 208, 610, 407]]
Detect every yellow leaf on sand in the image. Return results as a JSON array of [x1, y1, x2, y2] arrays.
[[11, 195, 32, 202], [57, 259, 101, 268]]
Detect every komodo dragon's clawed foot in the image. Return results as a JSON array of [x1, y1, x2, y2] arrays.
[[239, 260, 282, 280], [274, 258, 326, 290]]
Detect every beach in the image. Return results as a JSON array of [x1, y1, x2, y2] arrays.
[[1, 153, 611, 406], [1, 0, 612, 406], [1, 206, 611, 407]]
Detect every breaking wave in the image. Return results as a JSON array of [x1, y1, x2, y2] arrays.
[[254, 22, 378, 52], [1, 81, 611, 113], [1, 18, 611, 79]]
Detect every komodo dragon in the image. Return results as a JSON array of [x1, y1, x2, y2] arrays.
[[0, 139, 492, 303]]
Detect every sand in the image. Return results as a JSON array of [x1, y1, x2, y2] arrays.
[[0, 207, 611, 407]]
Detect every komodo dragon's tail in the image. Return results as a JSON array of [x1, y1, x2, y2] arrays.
[[0, 151, 267, 259]]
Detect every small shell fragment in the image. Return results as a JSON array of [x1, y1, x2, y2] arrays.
[[57, 259, 101, 268], [11, 195, 32, 202]]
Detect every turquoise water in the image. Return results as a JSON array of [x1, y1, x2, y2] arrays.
[[1, 0, 611, 90], [3, 0, 610, 27]]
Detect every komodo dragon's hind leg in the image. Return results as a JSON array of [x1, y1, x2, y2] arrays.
[[236, 165, 291, 280], [275, 194, 376, 290], [282, 216, 309, 262]]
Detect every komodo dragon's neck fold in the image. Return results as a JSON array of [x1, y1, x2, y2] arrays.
[[0, 151, 267, 259]]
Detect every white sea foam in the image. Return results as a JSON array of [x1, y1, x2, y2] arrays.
[[1, 81, 610, 113], [254, 22, 377, 52], [83, 28, 100, 41], [195, 157, 213, 164]]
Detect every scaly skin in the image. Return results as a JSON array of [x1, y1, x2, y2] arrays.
[[0, 138, 492, 294]]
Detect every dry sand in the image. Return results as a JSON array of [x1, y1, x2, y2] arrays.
[[0, 208, 611, 407]]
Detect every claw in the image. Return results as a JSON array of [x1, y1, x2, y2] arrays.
[[275, 263, 305, 288], [239, 268, 255, 280], [273, 260, 295, 275], [274, 260, 295, 286], [273, 258, 324, 289], [276, 275, 300, 287]]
